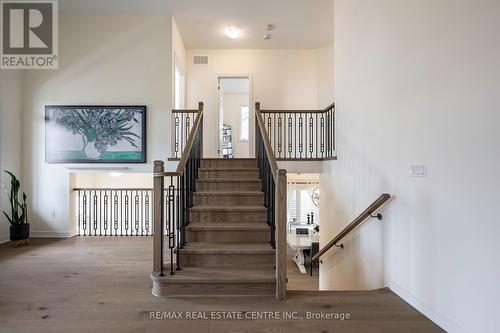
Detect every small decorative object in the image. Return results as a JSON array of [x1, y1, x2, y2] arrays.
[[2, 171, 30, 246], [307, 213, 311, 225], [313, 224, 319, 234], [311, 212, 315, 224], [312, 187, 320, 207], [45, 105, 146, 163]]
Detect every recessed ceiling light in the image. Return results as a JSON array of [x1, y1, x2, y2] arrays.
[[266, 24, 275, 31], [224, 26, 241, 39], [263, 33, 271, 40], [110, 172, 122, 177]]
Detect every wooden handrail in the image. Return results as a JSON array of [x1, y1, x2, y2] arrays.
[[312, 193, 392, 261], [155, 102, 204, 178], [172, 109, 199, 113], [259, 103, 335, 114], [255, 102, 279, 178]]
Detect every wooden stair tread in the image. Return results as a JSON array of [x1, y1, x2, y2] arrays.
[[202, 158, 257, 161], [199, 167, 259, 171], [190, 206, 266, 212], [197, 178, 261, 183], [186, 222, 270, 231], [151, 266, 275, 283], [182, 242, 275, 254], [193, 191, 263, 196]]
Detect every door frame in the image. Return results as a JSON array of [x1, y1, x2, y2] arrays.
[[215, 74, 253, 158]]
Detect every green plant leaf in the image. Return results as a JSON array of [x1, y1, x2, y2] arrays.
[[2, 211, 14, 225]]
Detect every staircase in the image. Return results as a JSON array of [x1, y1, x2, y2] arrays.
[[151, 158, 276, 297]]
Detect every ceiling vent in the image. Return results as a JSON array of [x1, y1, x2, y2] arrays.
[[193, 55, 209, 65]]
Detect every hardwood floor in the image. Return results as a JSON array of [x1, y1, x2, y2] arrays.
[[0, 237, 444, 333], [286, 251, 319, 291]]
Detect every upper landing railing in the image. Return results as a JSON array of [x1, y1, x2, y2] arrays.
[[256, 102, 336, 161]]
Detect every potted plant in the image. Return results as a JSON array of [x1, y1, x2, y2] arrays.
[[2, 171, 29, 245]]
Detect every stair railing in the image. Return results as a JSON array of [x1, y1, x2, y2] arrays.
[[258, 102, 336, 160], [312, 193, 392, 262], [152, 102, 203, 277], [255, 102, 287, 300], [171, 107, 200, 159]]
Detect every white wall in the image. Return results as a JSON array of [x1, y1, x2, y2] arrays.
[[186, 49, 319, 157], [315, 42, 335, 107], [0, 72, 23, 243], [22, 14, 172, 237], [321, 1, 500, 332], [223, 92, 249, 158]]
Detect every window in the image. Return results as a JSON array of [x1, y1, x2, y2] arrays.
[[288, 183, 319, 224], [174, 59, 184, 109], [239, 105, 249, 141]]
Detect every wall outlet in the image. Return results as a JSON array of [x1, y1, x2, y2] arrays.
[[50, 211, 56, 219], [410, 164, 427, 177]]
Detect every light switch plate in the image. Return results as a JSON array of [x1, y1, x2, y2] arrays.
[[410, 164, 427, 177]]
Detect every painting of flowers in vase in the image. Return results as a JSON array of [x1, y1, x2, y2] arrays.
[[45, 106, 146, 163]]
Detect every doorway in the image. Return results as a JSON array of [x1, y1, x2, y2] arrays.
[[286, 173, 321, 291], [217, 76, 251, 158]]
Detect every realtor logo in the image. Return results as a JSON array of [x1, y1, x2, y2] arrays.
[[1, 0, 58, 69]]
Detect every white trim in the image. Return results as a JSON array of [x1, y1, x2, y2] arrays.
[[389, 281, 469, 333], [30, 231, 72, 238], [0, 234, 9, 244]]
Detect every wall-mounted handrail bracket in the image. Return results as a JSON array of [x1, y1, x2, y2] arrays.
[[370, 213, 383, 220], [334, 243, 344, 249]]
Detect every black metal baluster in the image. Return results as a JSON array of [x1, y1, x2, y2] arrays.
[[168, 177, 175, 275], [145, 191, 150, 235], [134, 191, 139, 236], [277, 113, 282, 159], [309, 113, 314, 157], [176, 176, 181, 271], [114, 191, 118, 236], [103, 191, 108, 236], [82, 191, 87, 236], [320, 112, 325, 157], [174, 113, 180, 158], [298, 113, 303, 158], [93, 191, 98, 236], [288, 113, 292, 159], [77, 190, 81, 236]]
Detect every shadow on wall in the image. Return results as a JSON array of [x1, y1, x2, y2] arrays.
[[319, 129, 392, 290]]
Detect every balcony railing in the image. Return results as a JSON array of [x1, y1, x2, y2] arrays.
[[257, 102, 336, 160]]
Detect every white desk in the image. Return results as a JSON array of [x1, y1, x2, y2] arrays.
[[287, 234, 319, 274]]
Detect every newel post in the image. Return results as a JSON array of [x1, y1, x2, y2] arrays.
[[153, 160, 164, 276], [275, 169, 287, 300]]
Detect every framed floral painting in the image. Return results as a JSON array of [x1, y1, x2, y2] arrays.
[[45, 105, 146, 163]]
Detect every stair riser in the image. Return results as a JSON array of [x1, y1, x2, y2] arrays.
[[152, 281, 275, 297], [197, 182, 261, 191], [190, 210, 267, 223], [180, 253, 275, 268], [186, 230, 270, 243], [199, 170, 260, 179], [201, 159, 257, 168], [193, 194, 264, 206]]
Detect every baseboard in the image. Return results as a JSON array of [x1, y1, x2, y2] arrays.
[[389, 280, 469, 333], [30, 231, 72, 238], [0, 234, 9, 244]]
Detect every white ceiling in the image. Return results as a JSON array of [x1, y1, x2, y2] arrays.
[[59, 0, 334, 49]]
